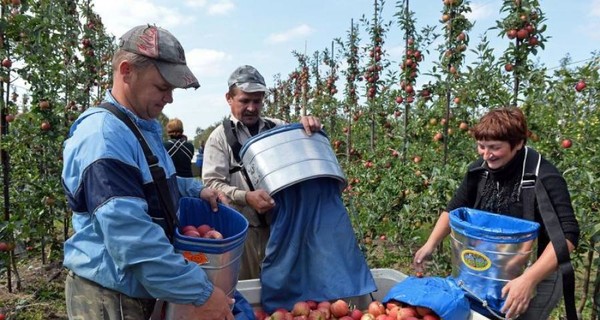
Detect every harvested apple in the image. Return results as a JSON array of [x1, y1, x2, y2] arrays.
[[196, 224, 212, 237], [204, 230, 223, 239]]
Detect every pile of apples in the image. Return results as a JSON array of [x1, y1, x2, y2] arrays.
[[255, 299, 440, 320], [180, 224, 223, 239]]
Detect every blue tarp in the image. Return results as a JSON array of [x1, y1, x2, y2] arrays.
[[259, 178, 377, 313], [382, 276, 471, 320]]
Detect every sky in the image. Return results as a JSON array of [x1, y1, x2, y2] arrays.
[[91, 0, 600, 135]]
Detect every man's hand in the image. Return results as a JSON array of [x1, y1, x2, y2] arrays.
[[200, 188, 230, 212], [299, 116, 322, 136], [190, 286, 235, 320], [246, 190, 275, 213]]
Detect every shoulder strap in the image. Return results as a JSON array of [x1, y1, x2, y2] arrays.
[[468, 158, 487, 208], [535, 180, 578, 320], [223, 119, 243, 164], [97, 103, 179, 242], [520, 146, 577, 320], [520, 147, 541, 221]]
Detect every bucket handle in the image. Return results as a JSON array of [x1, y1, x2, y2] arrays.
[[456, 280, 514, 320]]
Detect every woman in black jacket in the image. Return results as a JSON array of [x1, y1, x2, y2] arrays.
[[414, 107, 580, 319]]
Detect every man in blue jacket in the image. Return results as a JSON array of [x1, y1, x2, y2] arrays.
[[61, 24, 233, 320]]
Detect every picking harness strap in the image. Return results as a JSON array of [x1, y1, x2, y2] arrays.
[[222, 118, 275, 227], [98, 103, 179, 242]]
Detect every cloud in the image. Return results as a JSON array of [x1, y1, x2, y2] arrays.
[[186, 49, 232, 77], [265, 24, 315, 44], [92, 0, 192, 37], [208, 0, 235, 15], [184, 0, 235, 15], [464, 2, 495, 21], [591, 0, 600, 16]]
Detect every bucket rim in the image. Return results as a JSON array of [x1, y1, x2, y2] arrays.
[[240, 123, 328, 158], [449, 207, 540, 242]]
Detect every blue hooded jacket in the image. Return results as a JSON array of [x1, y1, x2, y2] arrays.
[[61, 92, 213, 305]]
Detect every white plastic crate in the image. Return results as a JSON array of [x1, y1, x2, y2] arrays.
[[235, 268, 490, 320]]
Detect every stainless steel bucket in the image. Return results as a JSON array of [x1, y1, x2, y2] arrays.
[[449, 207, 539, 314], [240, 124, 346, 195]]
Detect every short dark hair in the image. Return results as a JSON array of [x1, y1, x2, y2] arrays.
[[472, 107, 528, 149]]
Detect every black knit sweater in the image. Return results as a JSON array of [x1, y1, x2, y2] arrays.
[[447, 147, 580, 257]]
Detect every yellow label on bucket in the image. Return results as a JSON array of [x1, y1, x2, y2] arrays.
[[182, 251, 209, 265], [461, 249, 491, 271]]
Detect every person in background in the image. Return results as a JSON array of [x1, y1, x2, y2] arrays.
[[202, 65, 321, 280], [61, 24, 233, 320], [195, 140, 205, 177], [413, 107, 580, 319], [164, 118, 195, 177]]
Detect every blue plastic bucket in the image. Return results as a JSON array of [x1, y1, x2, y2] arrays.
[[173, 197, 249, 298], [449, 207, 540, 316]]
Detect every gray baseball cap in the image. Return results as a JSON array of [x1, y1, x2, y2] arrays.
[[227, 65, 268, 93], [119, 24, 200, 89]]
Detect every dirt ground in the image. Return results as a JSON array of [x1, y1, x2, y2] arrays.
[[0, 252, 67, 320]]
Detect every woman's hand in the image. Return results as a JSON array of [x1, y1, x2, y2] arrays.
[[500, 274, 536, 319], [413, 242, 436, 273]]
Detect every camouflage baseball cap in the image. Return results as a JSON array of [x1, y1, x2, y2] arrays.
[[227, 65, 268, 93], [119, 24, 200, 89]]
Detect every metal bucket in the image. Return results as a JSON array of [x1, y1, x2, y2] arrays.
[[240, 123, 346, 195], [159, 197, 248, 320], [448, 207, 540, 316]]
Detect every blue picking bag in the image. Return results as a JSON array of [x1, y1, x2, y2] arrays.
[[382, 276, 471, 320], [449, 207, 540, 318], [259, 178, 377, 313]]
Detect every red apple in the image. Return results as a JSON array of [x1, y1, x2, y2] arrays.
[[0, 242, 8, 252], [2, 58, 12, 68], [504, 63, 513, 72], [350, 308, 363, 320], [292, 301, 311, 317], [561, 139, 572, 149], [306, 300, 318, 310], [5, 114, 15, 122], [516, 28, 529, 40], [368, 301, 385, 317], [360, 314, 375, 320], [433, 132, 443, 142], [317, 306, 331, 319], [204, 230, 223, 239], [416, 306, 433, 316], [183, 229, 201, 238], [422, 314, 440, 320], [270, 310, 287, 320], [254, 309, 268, 320], [575, 80, 586, 92], [196, 224, 212, 237], [330, 299, 349, 318], [181, 225, 197, 234], [527, 36, 539, 46], [398, 307, 418, 318], [40, 121, 51, 131], [39, 100, 50, 110]]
